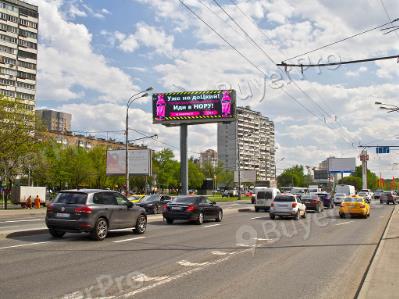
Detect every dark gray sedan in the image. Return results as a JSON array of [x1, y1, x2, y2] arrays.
[[46, 189, 147, 240]]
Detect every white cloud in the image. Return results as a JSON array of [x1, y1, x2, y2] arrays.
[[32, 0, 139, 103], [345, 66, 368, 77], [113, 22, 176, 57]]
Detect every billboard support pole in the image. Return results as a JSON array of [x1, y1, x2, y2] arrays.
[[180, 124, 188, 195]]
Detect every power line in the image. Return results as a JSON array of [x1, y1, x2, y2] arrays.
[[277, 54, 399, 68], [379, 0, 399, 39], [282, 18, 399, 62]]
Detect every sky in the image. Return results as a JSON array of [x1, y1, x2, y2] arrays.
[[29, 0, 399, 178]]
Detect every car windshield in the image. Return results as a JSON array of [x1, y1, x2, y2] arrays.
[[343, 197, 363, 203], [317, 193, 327, 199], [301, 195, 313, 200], [358, 192, 367, 196], [54, 192, 87, 205], [140, 195, 159, 202], [257, 191, 272, 199], [173, 196, 198, 203], [336, 193, 346, 197], [274, 195, 295, 202]]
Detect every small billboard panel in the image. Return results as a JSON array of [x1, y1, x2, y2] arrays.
[[234, 170, 257, 183], [328, 158, 356, 173], [152, 90, 236, 125], [106, 149, 152, 176]]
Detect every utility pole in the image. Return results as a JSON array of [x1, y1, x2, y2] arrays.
[[360, 150, 369, 190], [236, 120, 241, 200]]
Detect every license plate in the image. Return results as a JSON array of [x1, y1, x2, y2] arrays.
[[172, 207, 181, 210], [56, 213, 70, 218]]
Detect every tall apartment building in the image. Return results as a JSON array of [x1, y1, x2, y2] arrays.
[[0, 0, 38, 120], [36, 109, 72, 132], [217, 106, 276, 182], [199, 149, 218, 168]]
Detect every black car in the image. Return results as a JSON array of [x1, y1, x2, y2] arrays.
[[45, 189, 147, 241], [136, 194, 172, 214], [316, 192, 334, 208], [163, 196, 223, 225]]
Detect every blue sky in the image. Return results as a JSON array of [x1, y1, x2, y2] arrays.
[[30, 0, 399, 177]]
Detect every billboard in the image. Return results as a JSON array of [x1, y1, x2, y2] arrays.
[[314, 169, 329, 180], [234, 170, 257, 183], [106, 149, 152, 176], [328, 158, 356, 173], [152, 90, 236, 125]]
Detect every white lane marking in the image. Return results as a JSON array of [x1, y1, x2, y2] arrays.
[[178, 260, 209, 267], [0, 225, 46, 230], [113, 237, 145, 243], [253, 238, 273, 241], [0, 241, 48, 250], [236, 243, 255, 247], [211, 251, 236, 256], [251, 216, 265, 220], [132, 274, 169, 282], [335, 221, 354, 226], [116, 248, 252, 298], [203, 224, 221, 228], [0, 218, 43, 224]]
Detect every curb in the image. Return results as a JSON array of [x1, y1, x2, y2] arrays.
[[356, 205, 397, 298]]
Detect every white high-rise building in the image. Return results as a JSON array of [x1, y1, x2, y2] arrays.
[[0, 0, 38, 118], [217, 106, 276, 182]]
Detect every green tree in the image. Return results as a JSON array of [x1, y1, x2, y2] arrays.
[[277, 165, 306, 187], [188, 159, 204, 189], [153, 149, 180, 190]]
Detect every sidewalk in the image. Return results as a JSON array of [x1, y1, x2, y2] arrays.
[[0, 208, 46, 219], [359, 205, 399, 299]]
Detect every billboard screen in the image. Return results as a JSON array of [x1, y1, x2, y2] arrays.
[[314, 169, 329, 180], [234, 170, 257, 183], [106, 149, 152, 176], [328, 158, 356, 173], [152, 90, 236, 125]]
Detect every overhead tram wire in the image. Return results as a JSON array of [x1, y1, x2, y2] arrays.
[[282, 17, 399, 62], [379, 0, 399, 39], [211, 0, 338, 122], [178, 0, 327, 124], [208, 0, 357, 145], [214, 0, 356, 147]]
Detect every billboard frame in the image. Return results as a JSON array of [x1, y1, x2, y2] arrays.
[[152, 90, 237, 126], [106, 149, 152, 176]]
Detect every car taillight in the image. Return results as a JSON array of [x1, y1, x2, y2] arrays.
[[292, 202, 297, 208], [74, 206, 92, 214], [47, 204, 53, 212], [311, 199, 318, 204], [186, 204, 196, 212], [163, 204, 168, 211], [360, 204, 365, 208], [271, 202, 274, 207]]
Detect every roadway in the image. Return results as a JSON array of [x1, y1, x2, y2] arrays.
[[0, 201, 392, 299]]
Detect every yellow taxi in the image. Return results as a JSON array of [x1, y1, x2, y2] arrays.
[[339, 195, 370, 218], [128, 194, 145, 203]]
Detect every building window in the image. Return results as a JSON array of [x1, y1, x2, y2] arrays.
[[19, 18, 37, 29], [17, 39, 36, 49], [0, 78, 14, 86], [0, 12, 18, 23], [0, 33, 17, 44], [0, 1, 18, 13], [17, 70, 35, 80], [19, 28, 37, 39], [0, 67, 17, 76], [18, 50, 36, 60], [0, 88, 15, 97], [17, 81, 35, 90], [19, 8, 38, 18], [0, 44, 15, 55], [16, 92, 34, 100], [0, 23, 18, 34], [17, 60, 36, 70]]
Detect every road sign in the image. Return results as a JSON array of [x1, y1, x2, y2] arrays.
[[376, 146, 390, 154]]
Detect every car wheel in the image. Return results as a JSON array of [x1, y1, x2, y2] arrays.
[[153, 205, 159, 214], [215, 210, 223, 222], [270, 213, 275, 220], [90, 218, 108, 241], [196, 212, 204, 225], [166, 218, 173, 225], [255, 207, 259, 212], [302, 210, 307, 218], [294, 211, 300, 220], [339, 213, 345, 219], [49, 228, 65, 238], [134, 214, 147, 234]]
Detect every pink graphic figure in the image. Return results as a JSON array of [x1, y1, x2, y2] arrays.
[[156, 94, 166, 120], [221, 90, 231, 117]]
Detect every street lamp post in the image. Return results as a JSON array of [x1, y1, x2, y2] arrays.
[[125, 87, 153, 195]]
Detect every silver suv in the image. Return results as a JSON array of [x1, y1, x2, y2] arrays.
[[269, 194, 306, 220], [46, 189, 147, 240]]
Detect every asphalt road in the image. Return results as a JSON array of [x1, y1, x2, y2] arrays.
[[0, 201, 393, 299]]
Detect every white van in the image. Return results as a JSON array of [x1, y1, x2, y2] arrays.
[[254, 187, 280, 212]]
